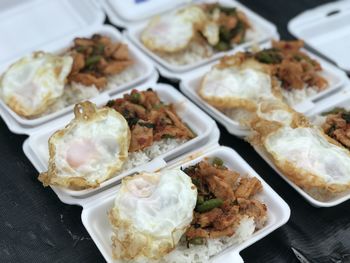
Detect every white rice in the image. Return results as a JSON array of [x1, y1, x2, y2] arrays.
[[157, 41, 214, 66], [281, 85, 319, 106], [120, 138, 186, 172], [156, 28, 260, 66], [162, 216, 255, 263], [125, 216, 255, 263], [106, 65, 140, 91]]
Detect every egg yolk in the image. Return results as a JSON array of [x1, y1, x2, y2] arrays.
[[66, 140, 98, 168]]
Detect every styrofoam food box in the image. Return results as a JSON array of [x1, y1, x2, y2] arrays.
[[288, 0, 350, 72], [81, 146, 290, 263], [179, 42, 349, 137], [257, 87, 350, 208], [23, 82, 219, 203], [0, 1, 156, 135], [104, 0, 279, 80], [243, 87, 350, 207]]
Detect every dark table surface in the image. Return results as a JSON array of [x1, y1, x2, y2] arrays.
[[1, 0, 350, 262]]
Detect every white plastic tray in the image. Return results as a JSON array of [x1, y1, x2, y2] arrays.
[[288, 0, 350, 72], [23, 82, 220, 203], [125, 0, 278, 79], [81, 146, 290, 263], [179, 43, 349, 137], [0, 25, 156, 135]]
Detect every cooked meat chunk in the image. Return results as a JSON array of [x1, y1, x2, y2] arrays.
[[123, 101, 147, 120], [198, 161, 240, 188], [113, 44, 129, 60], [103, 60, 133, 75], [140, 90, 161, 109], [74, 38, 94, 47], [252, 40, 328, 91], [106, 89, 195, 153], [213, 211, 241, 231], [164, 109, 194, 138], [129, 122, 153, 152], [272, 40, 304, 51], [70, 52, 85, 75], [202, 4, 250, 51], [322, 111, 350, 149], [206, 175, 235, 200], [235, 177, 262, 199], [67, 34, 133, 89], [209, 227, 235, 238], [186, 227, 209, 239], [238, 198, 267, 229], [183, 159, 267, 242], [104, 43, 120, 57], [154, 125, 193, 141], [196, 208, 223, 228]]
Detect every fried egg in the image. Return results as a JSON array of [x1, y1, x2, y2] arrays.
[[109, 169, 197, 261], [38, 101, 130, 190], [255, 99, 297, 126], [141, 6, 207, 53], [264, 126, 350, 193], [0, 52, 73, 117], [199, 66, 274, 111]]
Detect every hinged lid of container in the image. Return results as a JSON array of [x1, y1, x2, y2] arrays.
[[288, 0, 350, 72], [101, 0, 194, 27], [0, 0, 104, 66]]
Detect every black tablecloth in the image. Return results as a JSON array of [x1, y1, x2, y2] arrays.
[[1, 0, 349, 262]]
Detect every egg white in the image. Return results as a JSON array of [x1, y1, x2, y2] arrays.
[[199, 67, 273, 110], [0, 52, 73, 117], [39, 102, 130, 189], [265, 127, 350, 185], [110, 169, 197, 260], [141, 6, 207, 53]]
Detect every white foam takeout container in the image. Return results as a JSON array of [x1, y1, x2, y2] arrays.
[[80, 146, 290, 263], [256, 85, 350, 208], [251, 86, 350, 208], [179, 41, 349, 137], [288, 0, 350, 73], [102, 0, 279, 79], [0, 0, 156, 135], [23, 81, 220, 203]]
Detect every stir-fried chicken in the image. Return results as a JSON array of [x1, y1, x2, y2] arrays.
[[106, 89, 195, 152], [67, 34, 133, 89], [253, 40, 327, 91], [322, 109, 350, 149], [235, 177, 262, 199], [183, 158, 267, 245], [195, 208, 223, 228]]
